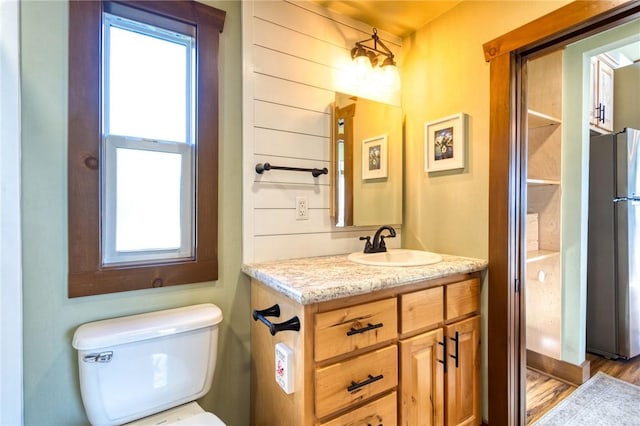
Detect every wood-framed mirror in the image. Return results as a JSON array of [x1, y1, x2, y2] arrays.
[[332, 92, 403, 227]]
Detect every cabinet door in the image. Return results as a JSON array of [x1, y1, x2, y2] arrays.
[[445, 316, 481, 426], [589, 57, 599, 126], [598, 59, 614, 132], [399, 328, 445, 426]]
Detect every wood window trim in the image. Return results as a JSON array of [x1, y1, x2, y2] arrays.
[[68, 0, 226, 297], [483, 1, 640, 424]]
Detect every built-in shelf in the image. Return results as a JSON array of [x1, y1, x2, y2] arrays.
[[527, 178, 561, 186], [525, 50, 563, 363], [528, 109, 562, 128], [527, 249, 560, 263]]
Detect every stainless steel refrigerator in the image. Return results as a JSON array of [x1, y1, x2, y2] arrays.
[[587, 128, 640, 360]]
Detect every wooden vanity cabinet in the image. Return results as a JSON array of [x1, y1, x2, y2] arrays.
[[250, 273, 481, 426], [399, 278, 481, 426]]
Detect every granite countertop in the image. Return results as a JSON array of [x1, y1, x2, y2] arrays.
[[242, 254, 488, 305]]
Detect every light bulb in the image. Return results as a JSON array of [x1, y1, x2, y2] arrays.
[[353, 55, 372, 78], [350, 55, 373, 89], [380, 64, 401, 91]]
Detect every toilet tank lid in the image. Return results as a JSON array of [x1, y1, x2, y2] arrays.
[[72, 304, 223, 351]]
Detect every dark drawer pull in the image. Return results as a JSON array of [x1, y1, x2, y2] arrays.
[[252, 304, 301, 336], [346, 322, 383, 336], [347, 373, 384, 392]]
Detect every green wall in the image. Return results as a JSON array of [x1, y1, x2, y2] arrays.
[[20, 1, 248, 425], [561, 19, 640, 365]]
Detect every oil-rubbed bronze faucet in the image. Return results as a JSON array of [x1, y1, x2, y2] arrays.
[[359, 225, 396, 253]]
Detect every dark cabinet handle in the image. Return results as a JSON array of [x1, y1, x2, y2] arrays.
[[347, 373, 384, 392], [449, 331, 459, 368], [595, 103, 606, 123], [346, 322, 383, 336], [252, 304, 301, 336], [438, 338, 447, 373]]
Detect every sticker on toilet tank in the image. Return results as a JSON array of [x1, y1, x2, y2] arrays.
[[275, 342, 294, 394]]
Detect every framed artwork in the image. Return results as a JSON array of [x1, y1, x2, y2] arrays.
[[362, 134, 388, 179], [424, 113, 467, 172]]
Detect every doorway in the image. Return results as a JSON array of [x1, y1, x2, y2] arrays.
[[484, 2, 640, 424], [523, 30, 640, 422]]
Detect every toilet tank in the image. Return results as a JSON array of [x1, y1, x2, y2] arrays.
[[72, 304, 223, 426]]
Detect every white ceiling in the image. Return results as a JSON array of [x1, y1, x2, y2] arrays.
[[310, 1, 461, 37], [313, 1, 639, 65]]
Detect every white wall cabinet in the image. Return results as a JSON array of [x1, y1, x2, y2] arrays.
[[590, 55, 615, 134]]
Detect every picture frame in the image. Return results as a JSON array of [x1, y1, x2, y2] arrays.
[[362, 134, 388, 180], [424, 113, 467, 172]]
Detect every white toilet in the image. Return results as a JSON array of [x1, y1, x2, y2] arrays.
[[72, 304, 225, 426]]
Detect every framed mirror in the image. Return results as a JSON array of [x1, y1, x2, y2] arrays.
[[332, 93, 403, 227]]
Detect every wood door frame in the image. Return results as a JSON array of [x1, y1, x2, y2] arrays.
[[483, 1, 640, 424]]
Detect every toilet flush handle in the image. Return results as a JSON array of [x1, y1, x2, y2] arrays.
[[83, 351, 113, 363]]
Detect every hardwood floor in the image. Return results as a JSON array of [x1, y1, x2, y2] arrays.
[[526, 369, 574, 424], [526, 352, 640, 424], [586, 352, 640, 386]]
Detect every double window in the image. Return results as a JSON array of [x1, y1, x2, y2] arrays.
[[68, 1, 225, 297]]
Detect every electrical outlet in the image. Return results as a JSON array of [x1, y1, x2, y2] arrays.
[[295, 196, 309, 220]]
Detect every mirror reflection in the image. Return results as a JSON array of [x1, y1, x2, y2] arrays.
[[332, 93, 403, 227]]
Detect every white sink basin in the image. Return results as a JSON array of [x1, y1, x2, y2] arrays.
[[347, 249, 442, 267]]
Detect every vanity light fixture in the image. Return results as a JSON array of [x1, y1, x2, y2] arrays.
[[351, 28, 400, 90]]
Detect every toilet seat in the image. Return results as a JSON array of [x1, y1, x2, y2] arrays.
[[125, 402, 225, 426], [173, 412, 225, 426]]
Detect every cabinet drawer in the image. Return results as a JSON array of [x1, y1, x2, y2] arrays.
[[399, 286, 443, 334], [315, 345, 398, 419], [318, 391, 397, 426], [445, 278, 480, 321], [314, 298, 397, 362]]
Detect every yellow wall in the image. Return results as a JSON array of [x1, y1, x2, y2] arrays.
[[401, 0, 570, 258], [352, 98, 403, 226], [400, 1, 570, 419]]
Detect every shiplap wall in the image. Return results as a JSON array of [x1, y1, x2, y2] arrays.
[[242, 1, 403, 263]]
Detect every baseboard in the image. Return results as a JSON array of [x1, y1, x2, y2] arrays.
[[526, 349, 590, 386]]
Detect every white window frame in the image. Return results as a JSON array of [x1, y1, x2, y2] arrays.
[[101, 11, 196, 266]]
